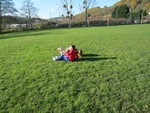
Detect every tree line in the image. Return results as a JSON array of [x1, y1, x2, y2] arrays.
[[0, 0, 150, 33], [112, 0, 150, 24], [0, 0, 98, 33], [0, 0, 38, 33], [112, 4, 147, 23]]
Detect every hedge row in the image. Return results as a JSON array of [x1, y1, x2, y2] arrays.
[[58, 19, 129, 28]]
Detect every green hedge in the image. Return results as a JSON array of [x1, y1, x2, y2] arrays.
[[59, 19, 128, 28]]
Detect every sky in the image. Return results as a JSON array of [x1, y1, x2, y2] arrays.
[[13, 0, 120, 19]]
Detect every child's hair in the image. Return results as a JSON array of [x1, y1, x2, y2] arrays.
[[71, 45, 76, 49]]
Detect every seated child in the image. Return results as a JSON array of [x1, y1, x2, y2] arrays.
[[57, 47, 83, 59], [52, 45, 77, 62]]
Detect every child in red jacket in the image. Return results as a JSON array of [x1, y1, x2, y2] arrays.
[[52, 45, 76, 62]]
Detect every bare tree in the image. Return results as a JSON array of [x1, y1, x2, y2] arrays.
[[61, 0, 74, 28], [20, 0, 39, 29], [0, 0, 17, 33], [82, 0, 97, 27]]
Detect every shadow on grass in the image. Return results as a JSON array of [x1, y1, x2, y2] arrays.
[[76, 54, 117, 62], [82, 54, 100, 57], [77, 57, 117, 62], [0, 30, 62, 40]]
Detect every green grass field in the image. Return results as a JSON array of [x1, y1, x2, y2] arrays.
[[0, 24, 150, 113]]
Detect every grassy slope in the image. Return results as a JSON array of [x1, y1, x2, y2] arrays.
[[0, 25, 150, 112]]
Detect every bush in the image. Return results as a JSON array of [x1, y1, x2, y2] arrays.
[[109, 19, 127, 26]]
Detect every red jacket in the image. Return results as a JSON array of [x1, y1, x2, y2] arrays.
[[64, 48, 76, 61]]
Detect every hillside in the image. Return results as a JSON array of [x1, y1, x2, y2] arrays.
[[74, 0, 150, 20], [114, 0, 150, 12]]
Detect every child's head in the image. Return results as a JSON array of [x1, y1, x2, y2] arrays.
[[70, 45, 76, 49]]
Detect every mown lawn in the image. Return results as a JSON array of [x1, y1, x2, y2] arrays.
[[0, 24, 150, 113]]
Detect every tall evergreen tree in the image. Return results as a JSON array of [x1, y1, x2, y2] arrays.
[[112, 6, 119, 18], [112, 4, 129, 19], [118, 4, 130, 19]]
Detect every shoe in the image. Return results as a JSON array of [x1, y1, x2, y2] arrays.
[[52, 57, 56, 61]]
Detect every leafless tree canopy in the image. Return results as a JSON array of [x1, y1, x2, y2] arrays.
[[20, 0, 39, 29], [60, 0, 75, 28]]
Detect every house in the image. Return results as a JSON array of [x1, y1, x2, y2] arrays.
[[6, 24, 28, 29]]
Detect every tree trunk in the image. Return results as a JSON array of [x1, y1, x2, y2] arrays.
[[141, 11, 143, 24], [29, 16, 32, 29], [0, 0, 2, 33], [0, 16, 2, 34], [68, 14, 71, 28], [69, 17, 71, 28], [85, 8, 88, 27], [28, 4, 32, 29]]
